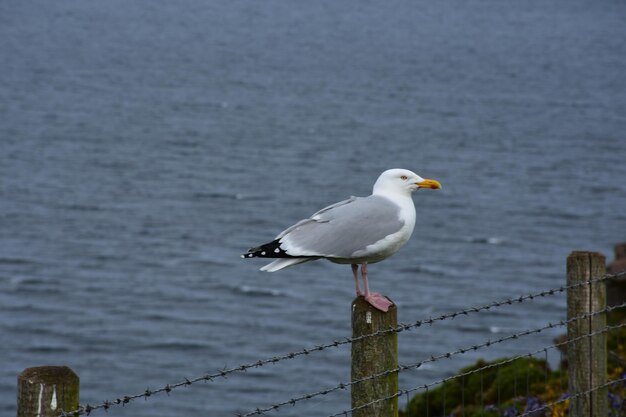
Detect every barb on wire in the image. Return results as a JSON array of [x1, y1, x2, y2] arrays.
[[327, 321, 626, 417], [57, 340, 350, 416], [240, 302, 626, 417], [58, 269, 626, 417]]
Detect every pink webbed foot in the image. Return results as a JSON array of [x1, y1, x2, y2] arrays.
[[364, 293, 393, 312]]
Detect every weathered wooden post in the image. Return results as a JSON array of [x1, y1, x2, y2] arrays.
[[351, 296, 398, 417], [607, 242, 626, 307], [608, 242, 626, 274], [17, 366, 79, 417], [567, 251, 607, 417]]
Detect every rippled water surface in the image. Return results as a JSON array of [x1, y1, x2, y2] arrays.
[[2, 0, 626, 416]]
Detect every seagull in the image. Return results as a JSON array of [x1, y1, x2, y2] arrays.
[[242, 169, 441, 312]]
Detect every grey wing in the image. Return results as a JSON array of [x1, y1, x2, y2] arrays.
[[311, 196, 358, 217], [277, 195, 404, 258], [275, 196, 357, 239]]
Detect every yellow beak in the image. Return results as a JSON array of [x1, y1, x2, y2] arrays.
[[416, 179, 442, 189]]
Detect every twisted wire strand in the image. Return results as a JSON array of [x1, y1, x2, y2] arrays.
[[327, 321, 626, 417], [57, 270, 625, 417], [241, 302, 626, 416]]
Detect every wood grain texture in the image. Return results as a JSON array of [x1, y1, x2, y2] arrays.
[[17, 366, 79, 417], [351, 296, 398, 417], [567, 251, 607, 417]]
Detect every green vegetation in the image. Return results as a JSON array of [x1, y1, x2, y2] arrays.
[[400, 312, 626, 417]]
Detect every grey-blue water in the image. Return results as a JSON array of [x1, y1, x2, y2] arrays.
[[1, 0, 625, 416]]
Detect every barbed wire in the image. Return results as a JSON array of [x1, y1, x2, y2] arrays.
[[328, 321, 626, 417], [57, 269, 625, 417], [241, 301, 626, 416]]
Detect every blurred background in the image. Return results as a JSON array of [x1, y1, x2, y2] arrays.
[[1, 0, 625, 416]]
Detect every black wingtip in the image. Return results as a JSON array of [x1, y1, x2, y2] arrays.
[[242, 239, 293, 258]]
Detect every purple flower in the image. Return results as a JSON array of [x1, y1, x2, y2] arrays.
[[608, 391, 622, 409], [523, 396, 546, 417], [503, 405, 520, 417]]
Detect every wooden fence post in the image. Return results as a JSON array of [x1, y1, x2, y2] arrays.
[[351, 296, 398, 417], [607, 242, 626, 307], [567, 251, 607, 417], [17, 366, 79, 417]]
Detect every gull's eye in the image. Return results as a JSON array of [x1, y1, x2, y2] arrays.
[[400, 175, 408, 181]]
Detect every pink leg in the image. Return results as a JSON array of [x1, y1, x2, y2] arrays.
[[361, 262, 370, 298], [361, 262, 392, 312], [352, 264, 363, 296]]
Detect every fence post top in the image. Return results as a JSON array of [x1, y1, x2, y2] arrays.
[[568, 251, 605, 260], [614, 243, 626, 259], [352, 296, 397, 313], [19, 366, 79, 384]]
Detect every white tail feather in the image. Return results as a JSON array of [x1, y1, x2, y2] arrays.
[[260, 258, 312, 272]]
